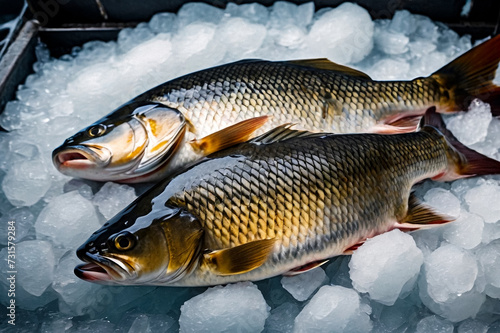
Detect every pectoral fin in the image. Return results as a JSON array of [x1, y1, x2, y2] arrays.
[[396, 193, 454, 231], [190, 116, 269, 155], [204, 238, 276, 276]]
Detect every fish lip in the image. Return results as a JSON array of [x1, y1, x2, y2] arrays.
[[53, 145, 112, 170], [75, 252, 136, 283]]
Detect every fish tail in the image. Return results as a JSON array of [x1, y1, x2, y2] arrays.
[[431, 34, 500, 117], [421, 107, 500, 179]]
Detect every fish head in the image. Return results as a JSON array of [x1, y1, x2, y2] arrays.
[[53, 101, 186, 182], [75, 202, 204, 285]]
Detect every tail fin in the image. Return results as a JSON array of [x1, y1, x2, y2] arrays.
[[421, 107, 500, 178], [431, 35, 500, 117]]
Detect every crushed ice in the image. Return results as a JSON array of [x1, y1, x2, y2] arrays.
[[1, 1, 500, 331]]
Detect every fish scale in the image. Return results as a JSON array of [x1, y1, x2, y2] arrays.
[[145, 60, 438, 137], [144, 129, 448, 285]]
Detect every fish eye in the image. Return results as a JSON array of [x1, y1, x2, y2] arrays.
[[88, 124, 107, 137], [113, 232, 136, 251]]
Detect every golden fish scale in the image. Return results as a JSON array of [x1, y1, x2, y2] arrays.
[[169, 130, 448, 266], [150, 61, 442, 135]]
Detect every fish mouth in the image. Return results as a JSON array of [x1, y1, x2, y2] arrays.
[[74, 262, 111, 282], [53, 145, 112, 171], [75, 252, 136, 284]]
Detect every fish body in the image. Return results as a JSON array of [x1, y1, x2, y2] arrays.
[[75, 108, 500, 286], [54, 36, 500, 182]]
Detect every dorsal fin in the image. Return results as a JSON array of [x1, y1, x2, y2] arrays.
[[249, 124, 324, 145], [287, 59, 372, 79]]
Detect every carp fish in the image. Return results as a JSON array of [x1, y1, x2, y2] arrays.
[[75, 107, 500, 286], [54, 35, 500, 183]]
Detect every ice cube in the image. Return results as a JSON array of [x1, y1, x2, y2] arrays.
[[409, 50, 448, 77], [419, 280, 485, 322], [12, 285, 58, 311], [0, 207, 35, 245], [372, 297, 418, 332], [271, 25, 307, 50], [177, 2, 224, 27], [477, 240, 500, 298], [437, 29, 460, 54], [127, 314, 149, 333], [464, 181, 500, 223], [368, 59, 411, 81], [482, 221, 500, 244], [257, 276, 296, 308], [419, 244, 485, 321], [374, 28, 409, 55], [9, 140, 39, 159], [416, 315, 454, 333], [179, 282, 269, 333], [269, 1, 300, 27], [457, 319, 488, 333], [450, 177, 480, 200], [40, 313, 73, 332], [423, 244, 477, 303], [35, 191, 101, 248], [488, 321, 500, 333], [120, 33, 172, 71], [63, 179, 94, 200], [268, 1, 314, 29], [389, 10, 416, 36], [92, 182, 137, 220], [224, 3, 269, 25], [76, 39, 117, 65], [443, 209, 484, 249], [293, 285, 372, 332], [117, 24, 154, 53], [171, 22, 218, 61], [280, 267, 327, 301], [297, 2, 315, 27], [149, 12, 177, 34], [52, 252, 97, 314], [446, 99, 492, 146], [17, 240, 55, 296], [216, 18, 267, 57], [349, 229, 423, 305], [0, 100, 24, 130], [2, 159, 52, 206], [423, 188, 461, 218], [413, 16, 440, 43], [123, 314, 175, 333], [67, 319, 116, 332], [307, 3, 374, 64], [265, 302, 301, 333], [67, 63, 127, 109], [408, 40, 437, 57]]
